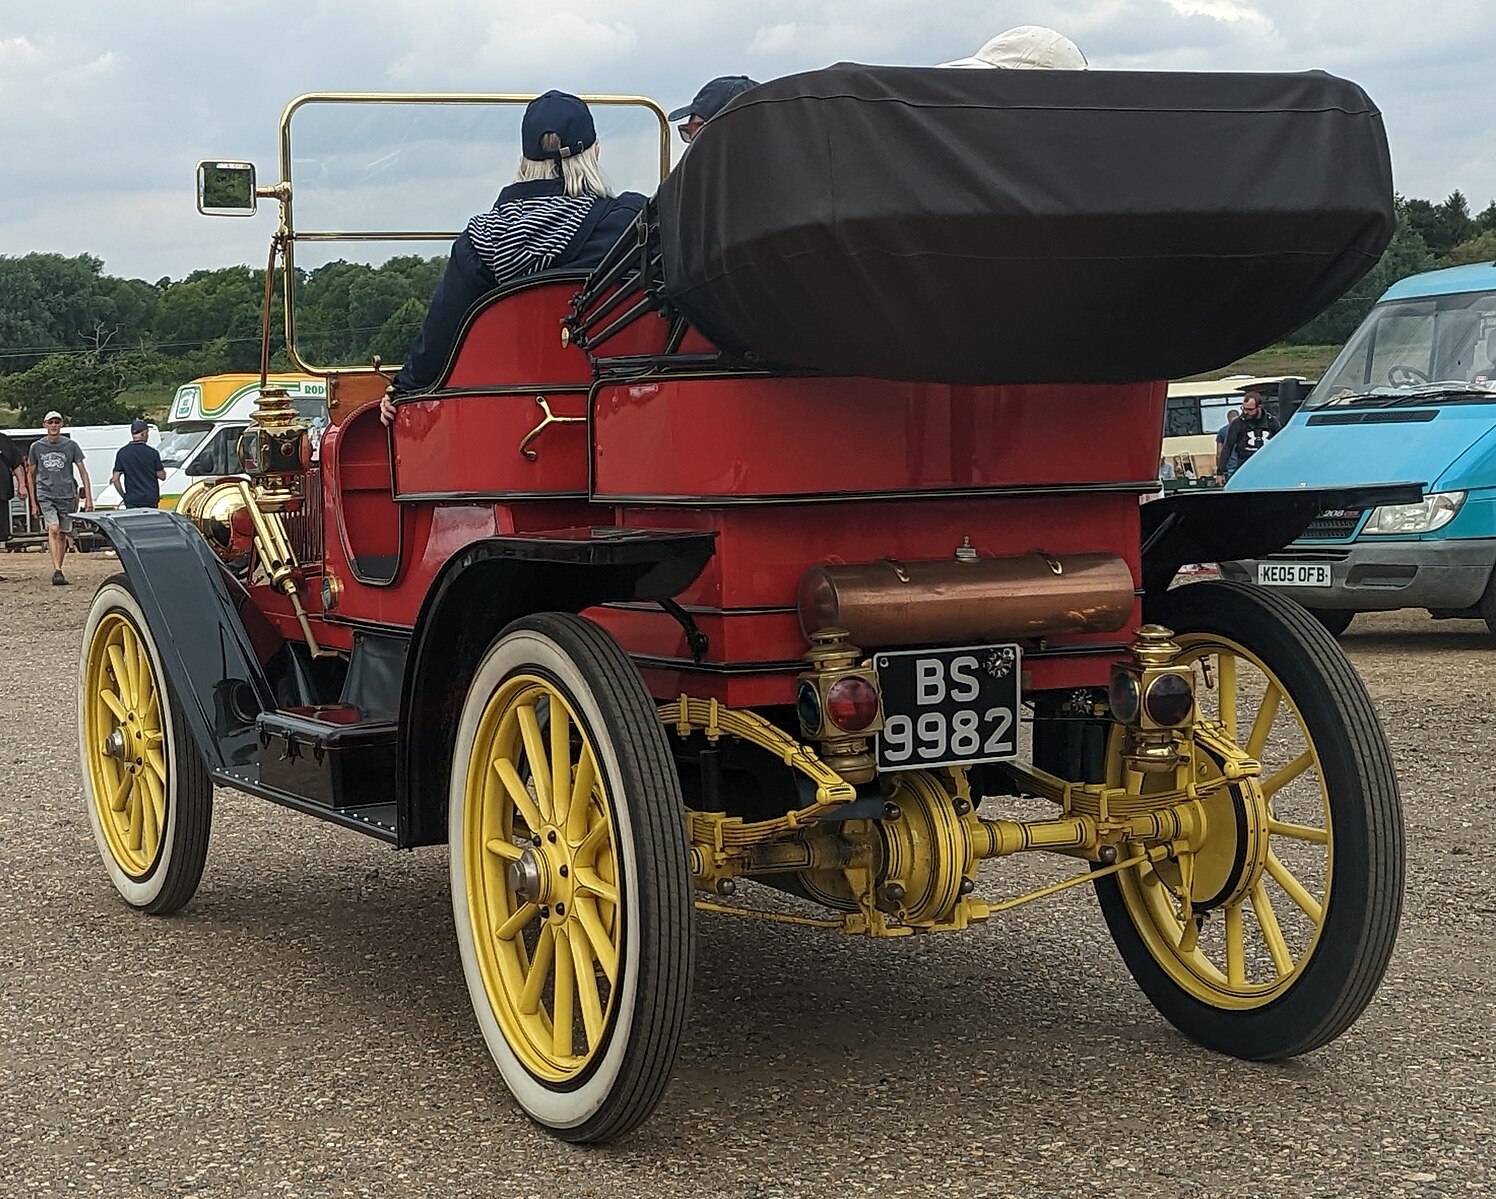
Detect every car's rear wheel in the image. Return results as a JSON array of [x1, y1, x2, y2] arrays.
[[449, 613, 693, 1142], [1097, 581, 1402, 1059]]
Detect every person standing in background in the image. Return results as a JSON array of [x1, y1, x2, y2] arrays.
[[0, 429, 27, 581], [26, 410, 92, 586], [1215, 407, 1240, 480], [1216, 392, 1281, 483], [110, 419, 166, 510]]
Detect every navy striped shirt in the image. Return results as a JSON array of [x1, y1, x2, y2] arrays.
[[392, 180, 645, 394], [467, 190, 598, 284]]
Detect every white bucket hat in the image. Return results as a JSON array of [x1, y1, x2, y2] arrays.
[[939, 25, 1088, 70]]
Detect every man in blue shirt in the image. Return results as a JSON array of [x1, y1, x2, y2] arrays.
[[1214, 407, 1240, 480], [110, 419, 165, 509]]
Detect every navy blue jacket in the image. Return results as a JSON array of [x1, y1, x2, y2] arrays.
[[393, 181, 645, 393]]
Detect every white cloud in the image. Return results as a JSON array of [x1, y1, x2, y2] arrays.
[[472, 13, 639, 76], [1, 0, 1494, 280], [1164, 0, 1274, 31], [0, 34, 41, 64]]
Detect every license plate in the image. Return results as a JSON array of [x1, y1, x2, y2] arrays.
[[875, 644, 1021, 772], [1257, 562, 1331, 587]]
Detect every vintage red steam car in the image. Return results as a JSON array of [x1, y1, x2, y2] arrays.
[[78, 68, 1409, 1141]]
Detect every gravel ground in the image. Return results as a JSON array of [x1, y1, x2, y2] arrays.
[[1, 548, 1492, 1198]]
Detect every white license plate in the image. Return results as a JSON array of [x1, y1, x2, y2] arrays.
[[1258, 562, 1331, 587]]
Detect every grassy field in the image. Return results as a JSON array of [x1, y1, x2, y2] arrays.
[[1190, 343, 1340, 382]]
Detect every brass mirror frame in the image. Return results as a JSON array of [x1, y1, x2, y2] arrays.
[[269, 92, 671, 376]]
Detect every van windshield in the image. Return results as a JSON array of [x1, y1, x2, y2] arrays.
[[158, 427, 209, 467], [1309, 289, 1496, 408]]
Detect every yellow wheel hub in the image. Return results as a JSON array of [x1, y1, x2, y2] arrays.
[[1115, 632, 1333, 1009], [464, 674, 621, 1082], [82, 613, 168, 878]]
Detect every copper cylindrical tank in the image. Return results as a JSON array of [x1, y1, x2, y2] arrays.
[[797, 552, 1135, 648]]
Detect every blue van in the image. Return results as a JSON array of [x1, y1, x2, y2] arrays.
[[1222, 261, 1496, 634]]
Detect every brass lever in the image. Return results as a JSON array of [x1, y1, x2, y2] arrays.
[[518, 395, 585, 461]]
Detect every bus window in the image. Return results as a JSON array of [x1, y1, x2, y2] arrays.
[[1164, 394, 1203, 437]]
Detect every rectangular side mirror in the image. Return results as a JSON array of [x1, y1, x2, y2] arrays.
[[197, 161, 258, 216]]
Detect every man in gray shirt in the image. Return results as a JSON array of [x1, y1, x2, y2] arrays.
[[26, 410, 93, 585]]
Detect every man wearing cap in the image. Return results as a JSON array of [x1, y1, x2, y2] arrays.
[[381, 90, 646, 420], [0, 427, 27, 581], [669, 76, 759, 145], [26, 411, 93, 586], [939, 25, 1088, 70], [111, 419, 166, 510]]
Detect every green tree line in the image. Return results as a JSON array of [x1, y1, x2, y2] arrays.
[[1292, 192, 1496, 345], [2, 191, 1494, 425], [0, 253, 444, 424]]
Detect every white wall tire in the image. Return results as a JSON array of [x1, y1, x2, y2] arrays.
[[78, 577, 213, 914], [448, 613, 693, 1142]]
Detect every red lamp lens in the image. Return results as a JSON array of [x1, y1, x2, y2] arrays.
[[825, 676, 879, 732], [1144, 673, 1194, 727]]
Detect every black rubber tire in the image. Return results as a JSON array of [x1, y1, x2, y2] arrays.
[[1307, 607, 1355, 637], [78, 575, 213, 915], [1096, 579, 1403, 1060], [1475, 569, 1496, 636], [448, 612, 694, 1143]]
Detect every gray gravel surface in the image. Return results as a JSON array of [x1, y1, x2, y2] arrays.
[[2, 550, 1492, 1198]]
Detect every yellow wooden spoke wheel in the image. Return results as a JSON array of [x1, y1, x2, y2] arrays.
[[449, 614, 692, 1143], [1097, 580, 1402, 1060], [78, 578, 213, 914]]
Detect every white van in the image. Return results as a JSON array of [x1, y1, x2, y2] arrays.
[[95, 373, 328, 509]]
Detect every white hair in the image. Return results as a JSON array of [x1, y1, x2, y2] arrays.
[[513, 135, 613, 197]]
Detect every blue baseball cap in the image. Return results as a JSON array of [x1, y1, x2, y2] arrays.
[[521, 90, 597, 161], [668, 76, 759, 122], [130, 418, 149, 434]]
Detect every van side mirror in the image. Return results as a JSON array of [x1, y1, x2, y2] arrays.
[[197, 161, 258, 216], [1277, 377, 1306, 420]]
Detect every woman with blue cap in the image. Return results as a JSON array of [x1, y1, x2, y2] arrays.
[[383, 91, 646, 416]]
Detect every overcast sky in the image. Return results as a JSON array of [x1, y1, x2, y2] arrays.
[[2, 0, 1493, 282]]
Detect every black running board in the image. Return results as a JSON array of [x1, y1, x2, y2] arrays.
[[211, 765, 399, 844]]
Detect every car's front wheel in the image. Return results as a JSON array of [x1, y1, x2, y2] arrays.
[[78, 576, 213, 914]]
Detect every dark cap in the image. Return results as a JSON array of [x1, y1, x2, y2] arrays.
[[130, 418, 149, 434], [668, 75, 759, 122], [521, 90, 597, 161]]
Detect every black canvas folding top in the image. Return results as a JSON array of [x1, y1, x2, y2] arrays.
[[655, 65, 1394, 384]]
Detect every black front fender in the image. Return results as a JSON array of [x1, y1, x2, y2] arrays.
[[398, 527, 716, 846], [81, 510, 275, 770], [1140, 483, 1425, 597]]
